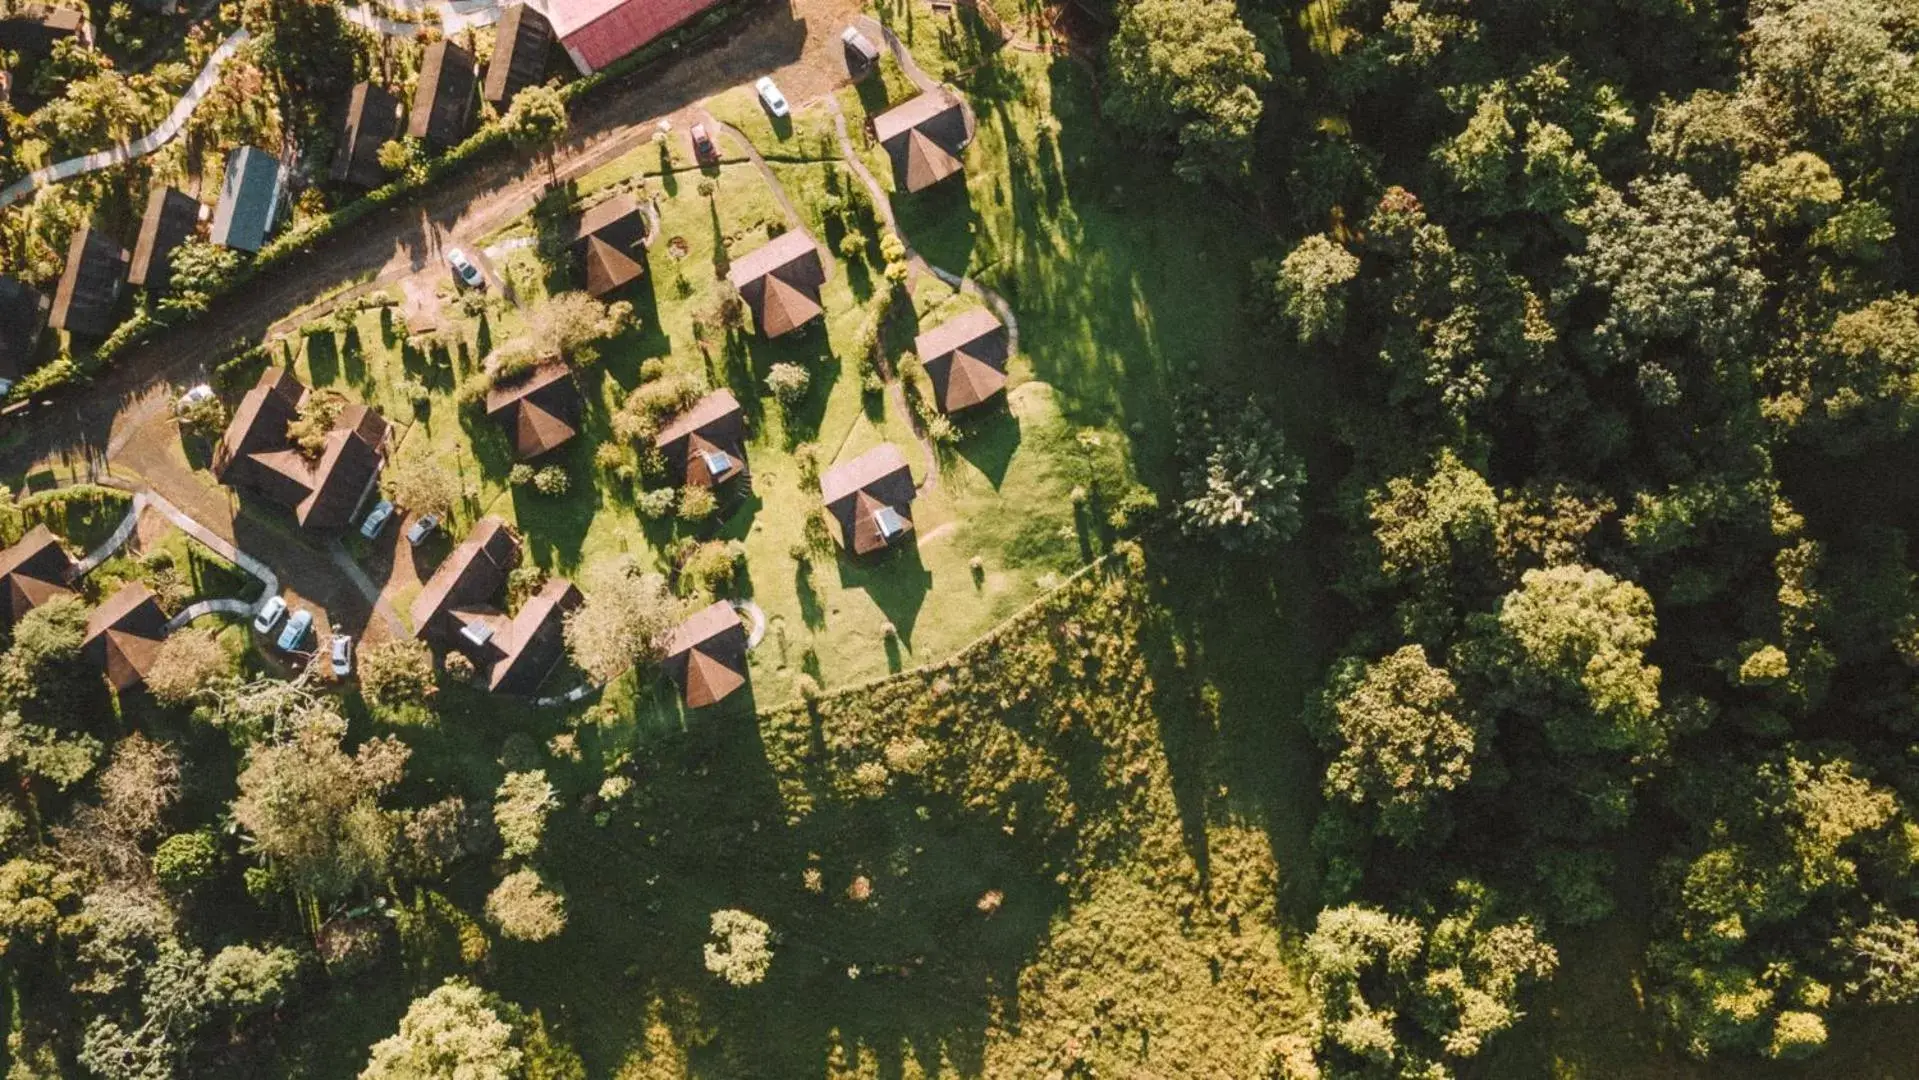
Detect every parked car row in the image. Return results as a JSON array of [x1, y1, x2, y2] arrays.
[[251, 595, 350, 675]]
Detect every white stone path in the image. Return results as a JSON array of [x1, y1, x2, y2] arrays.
[[0, 29, 252, 211]]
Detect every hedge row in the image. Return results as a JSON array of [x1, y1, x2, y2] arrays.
[[18, 0, 763, 403]]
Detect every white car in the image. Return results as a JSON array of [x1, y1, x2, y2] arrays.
[[330, 634, 353, 677], [406, 512, 441, 546], [177, 384, 215, 412], [755, 77, 790, 119], [252, 595, 286, 635], [360, 499, 396, 539], [446, 247, 485, 289], [276, 608, 314, 652]]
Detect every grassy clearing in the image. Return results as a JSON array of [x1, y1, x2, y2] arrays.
[[474, 552, 1306, 1076]]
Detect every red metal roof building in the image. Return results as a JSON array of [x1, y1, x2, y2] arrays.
[[532, 0, 727, 74]]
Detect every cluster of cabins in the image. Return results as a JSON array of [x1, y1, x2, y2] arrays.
[[0, 150, 287, 391], [0, 0, 722, 391], [0, 525, 173, 693]]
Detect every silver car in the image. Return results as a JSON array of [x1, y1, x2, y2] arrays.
[[360, 499, 395, 539]]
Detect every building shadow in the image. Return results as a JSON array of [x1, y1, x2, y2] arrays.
[[953, 404, 1019, 488], [835, 539, 931, 645]]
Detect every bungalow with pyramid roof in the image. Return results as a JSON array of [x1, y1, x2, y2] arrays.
[[727, 229, 825, 338], [655, 389, 747, 488], [213, 368, 391, 530], [0, 525, 74, 628], [486, 361, 581, 459], [872, 91, 969, 193], [663, 600, 748, 707], [83, 583, 167, 691], [410, 517, 582, 693], [914, 307, 1008, 413], [566, 194, 647, 297], [820, 443, 916, 555]]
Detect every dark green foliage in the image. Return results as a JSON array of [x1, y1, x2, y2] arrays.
[[151, 831, 219, 891]]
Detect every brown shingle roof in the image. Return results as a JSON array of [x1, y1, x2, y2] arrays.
[[664, 600, 746, 707], [411, 516, 519, 638], [334, 82, 402, 189], [820, 443, 916, 555], [486, 362, 580, 459], [296, 416, 387, 529], [484, 3, 553, 106], [874, 92, 968, 193], [486, 577, 582, 693], [128, 188, 201, 293], [409, 40, 478, 149], [0, 5, 83, 56], [0, 524, 74, 627], [49, 225, 128, 338], [901, 130, 963, 192], [84, 582, 167, 691], [655, 390, 747, 486], [915, 308, 1008, 412], [568, 195, 647, 296], [727, 230, 825, 338], [213, 369, 389, 529]]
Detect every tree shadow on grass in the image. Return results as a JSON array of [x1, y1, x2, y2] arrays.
[[1137, 542, 1331, 921], [341, 325, 368, 388], [511, 441, 602, 575], [305, 331, 341, 387], [795, 560, 826, 628]]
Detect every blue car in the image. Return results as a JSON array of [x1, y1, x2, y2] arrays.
[[276, 608, 314, 652]]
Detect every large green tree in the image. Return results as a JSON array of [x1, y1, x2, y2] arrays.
[[1105, 0, 1271, 185]]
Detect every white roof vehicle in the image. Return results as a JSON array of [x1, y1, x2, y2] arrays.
[[755, 77, 790, 119], [253, 595, 286, 635]]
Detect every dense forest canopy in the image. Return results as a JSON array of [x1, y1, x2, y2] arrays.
[[1110, 0, 1919, 1070]]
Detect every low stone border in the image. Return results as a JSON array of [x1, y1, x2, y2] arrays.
[[733, 599, 768, 648]]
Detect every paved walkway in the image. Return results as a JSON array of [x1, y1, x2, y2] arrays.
[[734, 599, 767, 647], [699, 109, 809, 234], [327, 538, 407, 637], [0, 29, 251, 210], [72, 492, 147, 575], [165, 597, 254, 632], [133, 486, 280, 605]]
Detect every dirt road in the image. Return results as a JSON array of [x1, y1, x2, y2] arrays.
[[0, 0, 860, 482]]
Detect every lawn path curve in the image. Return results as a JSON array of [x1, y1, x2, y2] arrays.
[[0, 29, 251, 210], [71, 491, 147, 575], [824, 27, 1022, 491]]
